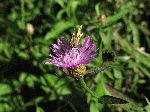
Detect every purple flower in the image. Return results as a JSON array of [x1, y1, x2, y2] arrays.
[[46, 36, 96, 69]]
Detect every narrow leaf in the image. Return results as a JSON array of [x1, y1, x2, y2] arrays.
[[99, 95, 128, 104], [145, 97, 150, 105], [84, 66, 110, 75], [36, 107, 45, 112], [105, 83, 134, 103]]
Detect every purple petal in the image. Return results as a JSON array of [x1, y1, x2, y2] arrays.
[[46, 35, 97, 68], [80, 36, 93, 53]]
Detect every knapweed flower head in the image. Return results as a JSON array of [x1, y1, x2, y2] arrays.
[[46, 26, 97, 78]]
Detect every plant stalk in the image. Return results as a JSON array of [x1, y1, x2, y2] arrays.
[[79, 78, 98, 99]]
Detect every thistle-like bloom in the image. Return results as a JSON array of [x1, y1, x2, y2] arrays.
[[46, 27, 96, 78]]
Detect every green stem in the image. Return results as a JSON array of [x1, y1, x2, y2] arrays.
[[21, 0, 25, 24], [79, 78, 98, 99]]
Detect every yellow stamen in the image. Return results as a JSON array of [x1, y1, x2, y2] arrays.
[[70, 25, 83, 47], [67, 65, 86, 78]]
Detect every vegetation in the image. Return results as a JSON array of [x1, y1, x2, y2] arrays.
[[0, 0, 150, 112]]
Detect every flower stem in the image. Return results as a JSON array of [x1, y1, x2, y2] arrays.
[[21, 0, 25, 23], [79, 78, 98, 99]]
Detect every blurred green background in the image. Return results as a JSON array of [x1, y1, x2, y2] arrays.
[[0, 0, 150, 112]]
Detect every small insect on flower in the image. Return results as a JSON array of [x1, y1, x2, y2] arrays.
[[45, 26, 97, 78]]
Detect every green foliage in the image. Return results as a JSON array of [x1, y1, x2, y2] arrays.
[[0, 0, 150, 112], [145, 97, 150, 112], [0, 83, 12, 96], [36, 107, 45, 112]]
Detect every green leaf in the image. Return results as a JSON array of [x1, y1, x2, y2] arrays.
[[79, 0, 88, 5], [105, 83, 134, 103], [114, 69, 123, 79], [145, 97, 150, 112], [95, 73, 106, 97], [0, 103, 13, 112], [90, 102, 99, 112], [129, 22, 140, 47], [57, 87, 71, 95], [56, 9, 66, 20], [42, 74, 71, 96], [17, 20, 25, 29], [0, 83, 12, 96], [145, 97, 150, 105], [99, 95, 128, 104], [95, 3, 100, 16], [15, 49, 29, 60], [105, 83, 145, 112], [100, 32, 111, 49], [84, 66, 109, 75], [19, 72, 27, 83], [68, 1, 79, 16], [36, 107, 45, 112], [55, 0, 65, 8], [103, 2, 134, 27], [26, 74, 38, 88], [45, 20, 74, 41]]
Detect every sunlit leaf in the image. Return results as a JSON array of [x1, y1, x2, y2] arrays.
[[0, 83, 12, 96], [36, 107, 45, 112]]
